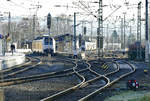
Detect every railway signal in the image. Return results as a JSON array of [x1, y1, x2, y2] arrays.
[[83, 27, 86, 35], [79, 34, 82, 47], [47, 13, 51, 29], [100, 37, 103, 49]]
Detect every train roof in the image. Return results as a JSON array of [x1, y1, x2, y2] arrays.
[[34, 36, 43, 40], [33, 36, 53, 40], [54, 33, 72, 38], [54, 34, 73, 41], [33, 34, 73, 42]]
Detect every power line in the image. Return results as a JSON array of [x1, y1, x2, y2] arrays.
[[8, 1, 29, 9], [72, 1, 97, 18]]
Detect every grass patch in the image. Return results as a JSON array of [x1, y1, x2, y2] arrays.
[[128, 99, 140, 101], [104, 91, 150, 101], [142, 83, 150, 87], [140, 94, 150, 101]]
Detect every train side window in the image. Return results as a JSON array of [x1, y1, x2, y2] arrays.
[[44, 37, 53, 45], [44, 37, 49, 45], [49, 38, 53, 45]]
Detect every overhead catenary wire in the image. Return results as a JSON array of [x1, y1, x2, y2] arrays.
[[72, 1, 97, 18], [8, 1, 29, 9]]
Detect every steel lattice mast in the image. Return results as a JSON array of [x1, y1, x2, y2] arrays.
[[137, 2, 142, 59], [97, 0, 103, 58], [145, 0, 149, 62]]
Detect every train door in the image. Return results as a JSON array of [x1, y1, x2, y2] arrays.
[[52, 38, 56, 53], [43, 36, 53, 54]]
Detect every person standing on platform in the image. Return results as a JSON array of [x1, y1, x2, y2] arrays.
[[10, 44, 15, 55]]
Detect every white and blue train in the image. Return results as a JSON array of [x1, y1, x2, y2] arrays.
[[32, 35, 56, 54]]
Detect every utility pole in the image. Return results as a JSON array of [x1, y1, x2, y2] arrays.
[[91, 21, 93, 41], [145, 0, 149, 62], [5, 12, 11, 52], [30, 1, 42, 40], [112, 30, 114, 51], [130, 25, 132, 44], [107, 24, 108, 51], [123, 12, 126, 51], [73, 12, 77, 56], [97, 0, 103, 58], [47, 13, 51, 56], [8, 12, 11, 43], [56, 17, 59, 35], [32, 15, 36, 40], [137, 2, 142, 59], [81, 20, 84, 35], [121, 18, 123, 49], [81, 20, 85, 45]]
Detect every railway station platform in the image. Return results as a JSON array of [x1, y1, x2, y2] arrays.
[[0, 52, 25, 70], [0, 90, 4, 101]]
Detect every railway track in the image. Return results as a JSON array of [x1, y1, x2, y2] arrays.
[[0, 57, 88, 86], [0, 57, 31, 73], [79, 60, 135, 101], [0, 56, 42, 79], [40, 59, 109, 101], [89, 59, 115, 75], [2, 55, 75, 80], [0, 55, 136, 101], [44, 60, 108, 101], [40, 59, 135, 101]]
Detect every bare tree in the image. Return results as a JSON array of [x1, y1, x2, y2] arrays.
[[1, 14, 73, 48]]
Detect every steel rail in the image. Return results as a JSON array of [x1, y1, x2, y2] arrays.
[[40, 59, 116, 101], [80, 60, 119, 88], [0, 57, 31, 73], [0, 58, 86, 86], [40, 58, 131, 101], [0, 56, 41, 75], [2, 57, 42, 78], [41, 59, 86, 101], [79, 60, 135, 101], [0, 68, 88, 84], [0, 57, 79, 82], [3, 55, 77, 80]]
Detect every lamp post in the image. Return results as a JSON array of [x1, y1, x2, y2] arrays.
[[2, 11, 11, 54], [73, 12, 77, 57], [97, 0, 103, 58], [47, 13, 51, 56], [123, 12, 126, 52], [145, 0, 149, 62], [136, 2, 142, 60]]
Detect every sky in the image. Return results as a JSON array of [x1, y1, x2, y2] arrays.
[[0, 0, 146, 37], [0, 0, 74, 17], [0, 0, 144, 18]]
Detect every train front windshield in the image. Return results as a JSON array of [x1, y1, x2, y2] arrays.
[[44, 37, 53, 45]]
